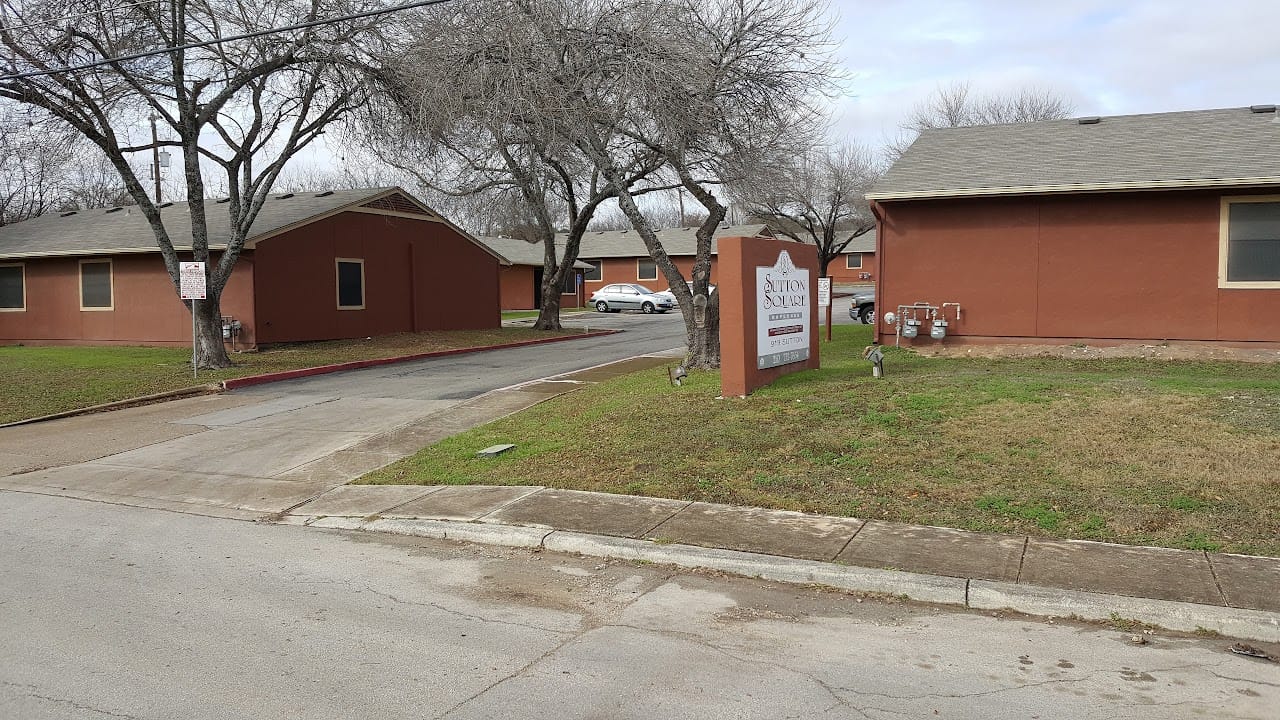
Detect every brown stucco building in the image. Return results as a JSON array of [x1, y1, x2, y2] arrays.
[[475, 235, 591, 311], [0, 188, 506, 348], [866, 106, 1280, 347]]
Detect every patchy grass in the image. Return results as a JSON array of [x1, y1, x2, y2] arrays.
[[362, 325, 1280, 556], [0, 328, 581, 423]]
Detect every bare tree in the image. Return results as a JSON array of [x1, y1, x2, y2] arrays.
[[0, 0, 387, 367], [364, 0, 672, 330], [734, 143, 880, 277], [887, 80, 1075, 160], [0, 108, 71, 224], [575, 0, 837, 368]]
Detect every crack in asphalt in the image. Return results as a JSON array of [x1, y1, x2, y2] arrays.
[[359, 585, 574, 635], [430, 571, 682, 719], [2, 680, 140, 719]]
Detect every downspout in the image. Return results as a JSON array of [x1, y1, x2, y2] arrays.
[[871, 200, 887, 346]]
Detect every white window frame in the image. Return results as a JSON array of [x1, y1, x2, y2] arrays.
[[0, 262, 25, 312], [78, 259, 114, 311], [637, 258, 657, 281], [583, 260, 602, 282], [1219, 195, 1280, 289], [335, 258, 366, 310], [845, 253, 863, 270]]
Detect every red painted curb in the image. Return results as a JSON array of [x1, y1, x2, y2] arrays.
[[221, 329, 623, 390]]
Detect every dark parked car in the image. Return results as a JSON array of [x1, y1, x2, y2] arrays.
[[590, 284, 675, 313], [849, 289, 875, 324]]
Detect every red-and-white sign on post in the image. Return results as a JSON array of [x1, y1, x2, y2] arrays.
[[180, 262, 206, 378]]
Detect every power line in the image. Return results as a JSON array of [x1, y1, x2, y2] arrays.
[[0, 0, 454, 82], [0, 0, 163, 34]]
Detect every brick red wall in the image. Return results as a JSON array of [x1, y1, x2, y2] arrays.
[[875, 190, 1280, 345], [583, 256, 720, 296], [0, 252, 255, 347], [826, 252, 876, 283], [252, 211, 499, 343]]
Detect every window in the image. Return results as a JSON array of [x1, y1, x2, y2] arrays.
[[1221, 197, 1280, 287], [0, 264, 24, 311], [637, 258, 657, 281], [583, 260, 602, 282], [845, 253, 863, 270], [79, 260, 113, 310], [561, 271, 577, 294], [336, 258, 365, 309]]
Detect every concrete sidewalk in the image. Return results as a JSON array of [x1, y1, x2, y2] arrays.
[[282, 483, 1280, 643]]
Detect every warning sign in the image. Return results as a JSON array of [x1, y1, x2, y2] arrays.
[[180, 262, 206, 300]]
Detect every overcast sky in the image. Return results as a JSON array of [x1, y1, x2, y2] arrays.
[[828, 0, 1280, 148]]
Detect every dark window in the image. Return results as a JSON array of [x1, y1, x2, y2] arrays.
[[561, 271, 577, 294], [1226, 201, 1280, 282], [637, 259, 657, 281], [80, 261, 112, 309], [0, 265, 23, 310], [337, 259, 365, 309], [845, 253, 863, 270], [583, 260, 602, 281]]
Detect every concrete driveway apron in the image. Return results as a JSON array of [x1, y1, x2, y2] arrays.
[[0, 312, 684, 518]]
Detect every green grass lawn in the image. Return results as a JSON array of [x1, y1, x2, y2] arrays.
[[0, 327, 581, 423], [363, 325, 1280, 556]]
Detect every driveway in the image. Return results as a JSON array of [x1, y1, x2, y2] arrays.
[[0, 311, 686, 518]]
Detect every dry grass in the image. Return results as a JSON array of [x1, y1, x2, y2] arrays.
[[363, 325, 1280, 556]]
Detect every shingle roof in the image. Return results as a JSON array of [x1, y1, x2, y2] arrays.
[[474, 236, 592, 269], [573, 223, 772, 259], [839, 229, 876, 254], [0, 187, 505, 262], [867, 106, 1280, 201]]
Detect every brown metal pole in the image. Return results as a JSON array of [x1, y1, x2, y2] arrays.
[[149, 114, 162, 203]]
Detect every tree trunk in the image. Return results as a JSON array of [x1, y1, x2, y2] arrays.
[[680, 291, 720, 370], [192, 296, 233, 369], [533, 280, 563, 330]]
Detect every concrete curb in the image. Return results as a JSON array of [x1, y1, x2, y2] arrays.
[[541, 531, 967, 605], [0, 384, 224, 429], [969, 580, 1280, 643], [222, 330, 622, 390], [288, 515, 1280, 642]]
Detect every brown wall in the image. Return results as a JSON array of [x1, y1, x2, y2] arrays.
[[252, 212, 499, 343], [0, 252, 255, 347], [874, 190, 1280, 346], [499, 266, 536, 310], [719, 236, 820, 397], [498, 265, 584, 310]]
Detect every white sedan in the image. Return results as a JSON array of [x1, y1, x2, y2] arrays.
[[589, 284, 675, 313]]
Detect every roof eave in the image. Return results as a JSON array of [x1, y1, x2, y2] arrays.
[[866, 176, 1280, 201]]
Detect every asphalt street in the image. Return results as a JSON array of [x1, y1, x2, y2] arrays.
[[1, 492, 1273, 720]]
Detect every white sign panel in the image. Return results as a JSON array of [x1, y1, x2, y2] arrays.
[[817, 277, 831, 307], [756, 250, 811, 369], [180, 261, 206, 300]]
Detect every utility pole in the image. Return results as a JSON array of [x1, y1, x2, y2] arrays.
[[149, 113, 162, 203]]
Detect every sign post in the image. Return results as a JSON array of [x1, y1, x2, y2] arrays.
[[179, 262, 206, 379], [817, 277, 832, 342]]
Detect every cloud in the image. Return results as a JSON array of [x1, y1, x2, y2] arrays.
[[827, 0, 1280, 146]]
